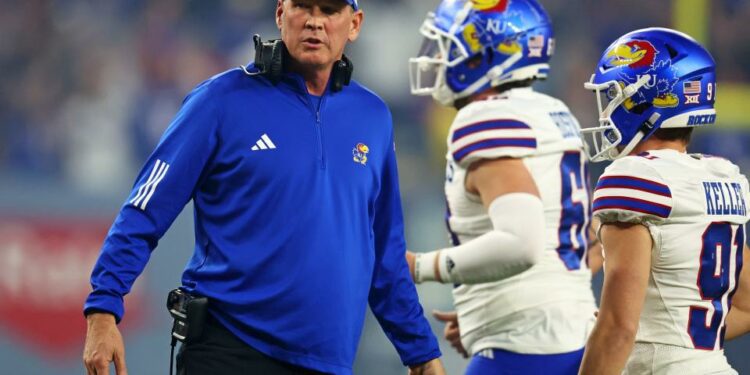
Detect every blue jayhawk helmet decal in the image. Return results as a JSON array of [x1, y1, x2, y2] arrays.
[[581, 27, 717, 162], [409, 0, 554, 106]]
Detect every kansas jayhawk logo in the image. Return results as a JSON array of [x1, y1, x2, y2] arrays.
[[606, 40, 656, 69], [352, 143, 369, 165], [463, 1, 523, 56], [607, 39, 679, 109]]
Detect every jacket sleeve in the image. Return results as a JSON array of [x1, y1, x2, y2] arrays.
[[368, 125, 441, 366], [83, 82, 220, 322]]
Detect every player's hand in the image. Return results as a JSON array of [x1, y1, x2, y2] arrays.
[[406, 250, 417, 281], [408, 358, 446, 375], [83, 312, 128, 375], [433, 310, 468, 358]]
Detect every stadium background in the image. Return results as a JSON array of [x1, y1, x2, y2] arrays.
[[1, 0, 749, 373]]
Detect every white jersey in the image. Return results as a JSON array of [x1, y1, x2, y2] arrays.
[[445, 87, 597, 355], [593, 149, 750, 374]]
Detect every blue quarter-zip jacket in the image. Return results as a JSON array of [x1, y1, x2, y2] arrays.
[[84, 65, 440, 374]]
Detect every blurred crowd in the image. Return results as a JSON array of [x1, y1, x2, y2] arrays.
[[2, 0, 749, 196]]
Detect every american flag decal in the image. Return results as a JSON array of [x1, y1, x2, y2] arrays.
[[683, 81, 702, 95]]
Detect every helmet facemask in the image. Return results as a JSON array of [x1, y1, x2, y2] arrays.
[[409, 13, 470, 105], [581, 74, 653, 162]]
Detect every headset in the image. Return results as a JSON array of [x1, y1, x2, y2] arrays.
[[245, 34, 353, 92]]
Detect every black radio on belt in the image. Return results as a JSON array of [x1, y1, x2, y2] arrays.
[[245, 34, 353, 92], [167, 288, 208, 343]]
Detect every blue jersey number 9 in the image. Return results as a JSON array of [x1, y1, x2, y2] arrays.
[[688, 222, 744, 349]]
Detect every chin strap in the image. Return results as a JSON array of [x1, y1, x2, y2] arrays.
[[614, 112, 662, 159]]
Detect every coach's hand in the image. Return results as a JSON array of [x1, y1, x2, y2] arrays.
[[408, 358, 446, 375], [83, 312, 128, 375], [433, 310, 468, 358]]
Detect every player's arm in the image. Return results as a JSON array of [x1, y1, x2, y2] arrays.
[[579, 222, 652, 375], [408, 157, 544, 284], [587, 218, 603, 275], [726, 244, 750, 340]]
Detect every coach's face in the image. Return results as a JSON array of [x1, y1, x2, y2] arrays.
[[277, 0, 362, 70]]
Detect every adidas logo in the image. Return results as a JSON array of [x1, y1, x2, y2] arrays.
[[251, 134, 276, 151]]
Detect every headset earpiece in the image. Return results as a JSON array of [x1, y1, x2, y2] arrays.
[[252, 34, 286, 82]]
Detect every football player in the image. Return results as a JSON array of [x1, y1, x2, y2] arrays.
[[578, 27, 750, 375], [406, 0, 599, 373]]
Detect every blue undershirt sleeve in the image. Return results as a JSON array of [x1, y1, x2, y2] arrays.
[[83, 82, 220, 322], [368, 125, 441, 366]]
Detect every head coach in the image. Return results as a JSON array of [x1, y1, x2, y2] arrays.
[[82, 1, 444, 374]]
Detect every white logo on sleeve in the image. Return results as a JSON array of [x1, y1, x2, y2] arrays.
[[130, 159, 170, 210], [251, 134, 276, 151]]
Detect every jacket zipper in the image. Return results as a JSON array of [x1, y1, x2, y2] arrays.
[[306, 94, 326, 170], [296, 75, 327, 170], [316, 98, 326, 170]]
